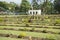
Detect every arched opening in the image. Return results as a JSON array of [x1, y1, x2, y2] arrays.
[[36, 11, 38, 14], [30, 12, 32, 14], [33, 12, 35, 15]]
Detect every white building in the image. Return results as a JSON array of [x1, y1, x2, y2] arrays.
[[28, 10, 41, 15]]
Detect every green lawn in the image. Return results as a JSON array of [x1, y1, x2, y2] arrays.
[[0, 26, 60, 33], [0, 30, 60, 40], [0, 15, 60, 40], [0, 37, 26, 40]]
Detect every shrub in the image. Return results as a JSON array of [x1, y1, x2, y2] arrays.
[[24, 28, 28, 31], [0, 18, 3, 22], [49, 23, 54, 26], [49, 39, 55, 40], [18, 32, 26, 38], [26, 24, 29, 27], [54, 19, 60, 26], [42, 30, 47, 33], [47, 19, 51, 22], [28, 19, 32, 23], [48, 36, 56, 40], [31, 27, 35, 32], [23, 19, 28, 23], [55, 19, 60, 24], [45, 16, 49, 19], [6, 34, 10, 37]]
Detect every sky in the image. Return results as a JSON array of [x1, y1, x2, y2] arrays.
[[0, 0, 32, 4], [0, 0, 54, 4]]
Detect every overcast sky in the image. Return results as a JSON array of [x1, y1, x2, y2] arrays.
[[0, 0, 54, 4], [0, 0, 21, 4], [0, 0, 32, 4]]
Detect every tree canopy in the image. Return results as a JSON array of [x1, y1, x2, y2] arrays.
[[31, 0, 40, 10], [20, 0, 31, 12], [54, 0, 60, 13], [0, 0, 59, 15]]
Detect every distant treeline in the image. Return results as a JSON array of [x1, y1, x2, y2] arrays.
[[0, 0, 60, 15]]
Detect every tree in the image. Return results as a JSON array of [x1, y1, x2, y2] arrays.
[[6, 2, 16, 12], [31, 0, 39, 10], [15, 5, 20, 12], [0, 1, 16, 12], [40, 0, 54, 14], [0, 1, 8, 10], [20, 0, 31, 13], [54, 0, 60, 13]]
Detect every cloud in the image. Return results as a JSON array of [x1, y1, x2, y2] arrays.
[[0, 0, 32, 4], [0, 0, 21, 4]]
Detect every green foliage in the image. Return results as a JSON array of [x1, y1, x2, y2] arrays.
[[54, 0, 60, 13], [25, 24, 29, 27], [28, 19, 32, 23], [53, 19, 60, 26], [18, 32, 26, 38], [47, 19, 51, 22], [0, 1, 8, 10], [45, 16, 49, 19], [32, 0, 39, 10], [0, 1, 18, 12], [33, 3, 39, 10], [42, 30, 47, 33], [55, 19, 60, 24], [31, 27, 35, 31], [47, 35, 56, 40], [41, 0, 54, 14], [0, 18, 3, 22], [20, 0, 31, 13], [24, 28, 28, 31], [0, 0, 55, 14], [0, 37, 25, 40]]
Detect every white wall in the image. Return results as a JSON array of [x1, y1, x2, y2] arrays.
[[28, 10, 41, 15]]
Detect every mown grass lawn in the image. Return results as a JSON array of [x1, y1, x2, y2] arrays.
[[0, 37, 26, 40], [0, 30, 60, 40], [0, 26, 60, 33], [0, 15, 60, 40]]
